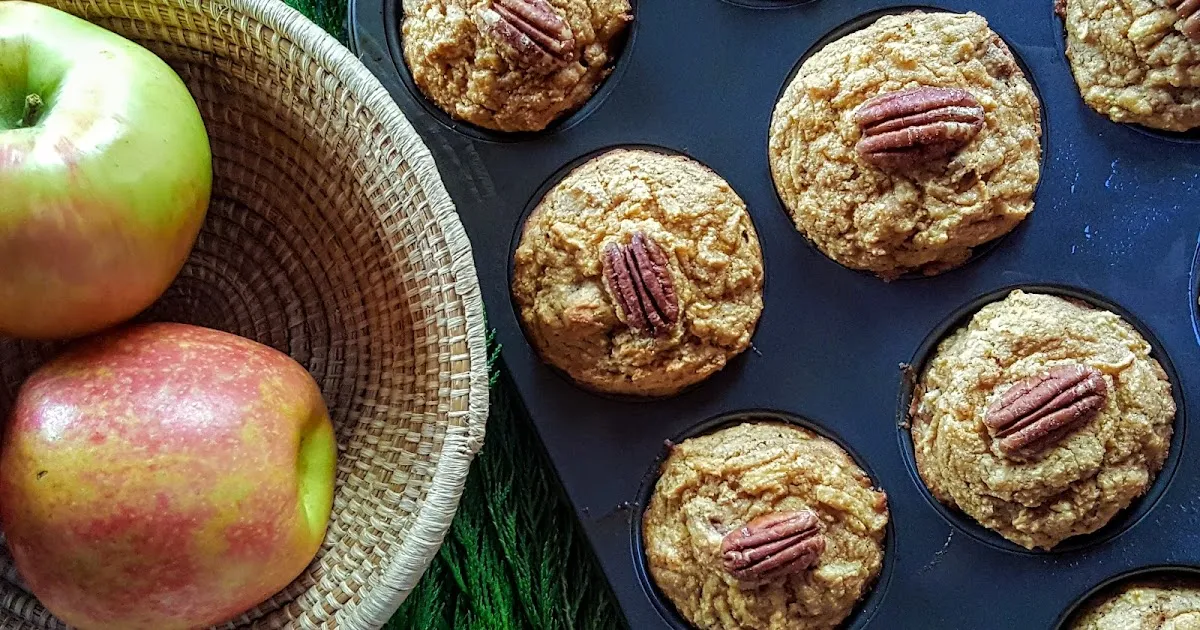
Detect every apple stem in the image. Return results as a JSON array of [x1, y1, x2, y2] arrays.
[[18, 94, 43, 129]]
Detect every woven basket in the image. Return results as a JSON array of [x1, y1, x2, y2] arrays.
[[0, 0, 488, 627]]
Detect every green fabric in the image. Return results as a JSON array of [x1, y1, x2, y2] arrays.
[[282, 4, 625, 628]]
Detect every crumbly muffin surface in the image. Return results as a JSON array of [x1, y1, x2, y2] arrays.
[[401, 0, 631, 132], [511, 149, 763, 397], [911, 291, 1175, 550], [1072, 580, 1200, 629], [768, 12, 1042, 279], [642, 422, 889, 630], [1061, 0, 1200, 131]]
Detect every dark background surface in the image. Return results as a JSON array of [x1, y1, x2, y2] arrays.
[[351, 1, 1200, 627]]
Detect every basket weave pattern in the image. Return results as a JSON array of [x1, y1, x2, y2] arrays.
[[0, 0, 488, 627]]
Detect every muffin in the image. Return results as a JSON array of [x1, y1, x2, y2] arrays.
[[910, 290, 1175, 550], [1071, 578, 1200, 629], [511, 149, 764, 397], [1059, 0, 1200, 131], [401, 0, 632, 132], [769, 12, 1042, 279], [642, 422, 889, 630]]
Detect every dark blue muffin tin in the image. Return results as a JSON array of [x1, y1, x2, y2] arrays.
[[349, 0, 1200, 627]]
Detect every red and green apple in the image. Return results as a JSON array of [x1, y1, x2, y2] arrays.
[[0, 323, 337, 630], [0, 2, 211, 339]]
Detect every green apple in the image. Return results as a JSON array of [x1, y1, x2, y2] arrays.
[[0, 323, 337, 630], [0, 2, 211, 339]]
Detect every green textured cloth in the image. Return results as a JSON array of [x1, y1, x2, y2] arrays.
[[282, 3, 624, 628]]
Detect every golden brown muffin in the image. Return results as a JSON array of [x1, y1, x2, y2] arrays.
[[1071, 579, 1200, 629], [401, 0, 632, 132], [643, 422, 888, 628], [642, 422, 889, 630], [910, 291, 1175, 550], [511, 149, 764, 397], [769, 12, 1042, 279], [1060, 0, 1200, 132]]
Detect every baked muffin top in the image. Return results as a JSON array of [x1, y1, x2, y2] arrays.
[[401, 0, 631, 132], [910, 291, 1175, 550], [511, 149, 764, 397], [1071, 579, 1200, 629], [769, 11, 1041, 279], [1060, 0, 1200, 131], [642, 422, 888, 630]]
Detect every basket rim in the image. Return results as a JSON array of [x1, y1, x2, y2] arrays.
[[218, 0, 489, 627]]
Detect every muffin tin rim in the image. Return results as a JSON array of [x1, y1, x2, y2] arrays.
[[1187, 230, 1200, 348], [382, 0, 641, 143], [895, 282, 1188, 557], [717, 0, 817, 9], [628, 408, 896, 630]]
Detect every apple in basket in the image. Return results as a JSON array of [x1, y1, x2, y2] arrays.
[[0, 2, 211, 340], [0, 323, 338, 630]]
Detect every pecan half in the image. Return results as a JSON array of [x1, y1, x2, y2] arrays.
[[854, 87, 986, 170], [1168, 0, 1200, 41], [475, 0, 577, 73], [983, 364, 1108, 457], [601, 232, 680, 336], [721, 510, 825, 582]]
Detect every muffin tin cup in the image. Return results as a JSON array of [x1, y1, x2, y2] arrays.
[[1050, 9, 1200, 144], [630, 410, 895, 629], [768, 4, 1052, 281], [505, 143, 767, 402], [1053, 565, 1200, 628], [376, 0, 639, 143], [896, 284, 1187, 556], [352, 0, 1200, 626]]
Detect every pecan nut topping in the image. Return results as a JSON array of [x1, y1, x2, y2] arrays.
[[1168, 0, 1200, 41], [475, 0, 577, 73], [601, 232, 680, 336], [983, 364, 1109, 456], [853, 87, 986, 170], [721, 510, 825, 582]]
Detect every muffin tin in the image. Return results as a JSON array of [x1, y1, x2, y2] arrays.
[[350, 0, 1200, 627]]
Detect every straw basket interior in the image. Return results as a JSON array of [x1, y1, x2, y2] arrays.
[[0, 0, 488, 627]]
